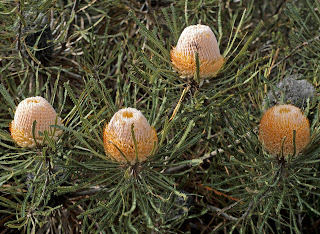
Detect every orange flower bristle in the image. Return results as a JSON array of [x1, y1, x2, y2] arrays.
[[170, 24, 224, 79], [10, 96, 63, 148], [259, 104, 310, 157], [103, 108, 158, 164]]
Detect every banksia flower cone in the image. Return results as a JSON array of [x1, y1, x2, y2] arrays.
[[171, 24, 224, 79], [103, 108, 158, 164], [259, 104, 310, 157], [10, 96, 63, 148]]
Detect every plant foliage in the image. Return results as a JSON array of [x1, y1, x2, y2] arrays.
[[0, 0, 319, 233]]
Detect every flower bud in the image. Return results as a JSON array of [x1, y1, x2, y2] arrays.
[[171, 24, 224, 79], [10, 96, 63, 148], [103, 108, 158, 164], [259, 104, 310, 157]]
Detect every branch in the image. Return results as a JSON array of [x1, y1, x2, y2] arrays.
[[70, 186, 114, 197], [207, 205, 238, 221], [164, 140, 240, 174]]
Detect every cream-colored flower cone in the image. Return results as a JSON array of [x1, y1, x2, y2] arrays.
[[259, 104, 310, 157], [103, 108, 158, 164], [171, 24, 224, 79], [10, 96, 63, 148]]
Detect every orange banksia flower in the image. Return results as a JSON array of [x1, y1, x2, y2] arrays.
[[171, 24, 224, 79], [10, 96, 63, 148], [103, 108, 158, 164], [259, 104, 310, 157]]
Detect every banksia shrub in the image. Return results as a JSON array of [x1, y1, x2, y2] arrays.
[[103, 107, 158, 164], [259, 104, 310, 157], [10, 96, 63, 148], [170, 24, 224, 79]]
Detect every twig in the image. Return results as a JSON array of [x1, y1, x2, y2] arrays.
[[239, 191, 270, 221], [70, 188, 102, 196], [207, 205, 238, 221], [164, 140, 240, 174], [70, 187, 114, 197], [218, 200, 243, 215]]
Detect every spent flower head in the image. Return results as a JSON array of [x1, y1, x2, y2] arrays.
[[263, 75, 316, 109]]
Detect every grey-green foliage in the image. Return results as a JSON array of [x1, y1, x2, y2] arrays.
[[285, 0, 320, 80]]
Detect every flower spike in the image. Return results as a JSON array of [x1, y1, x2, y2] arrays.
[[259, 104, 310, 157], [103, 108, 158, 164], [171, 24, 224, 79], [10, 96, 63, 148]]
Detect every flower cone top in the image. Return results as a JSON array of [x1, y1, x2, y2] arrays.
[[103, 108, 158, 164], [10, 96, 63, 148], [259, 104, 310, 157], [171, 24, 224, 79]]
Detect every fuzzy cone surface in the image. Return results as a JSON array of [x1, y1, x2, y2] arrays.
[[10, 96, 63, 148], [103, 107, 158, 164], [171, 24, 224, 79], [259, 104, 310, 157]]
